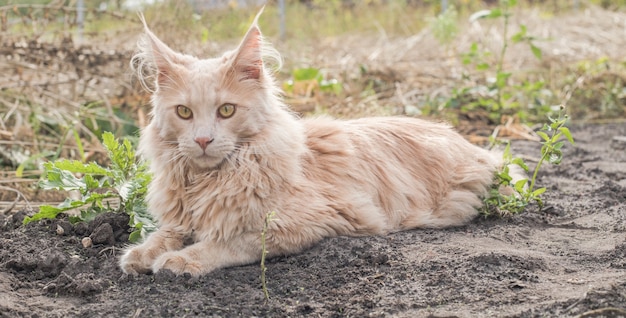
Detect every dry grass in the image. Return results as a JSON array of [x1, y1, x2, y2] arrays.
[[1, 1, 625, 210]]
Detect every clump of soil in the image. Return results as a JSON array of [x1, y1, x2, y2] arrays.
[[1, 123, 625, 317]]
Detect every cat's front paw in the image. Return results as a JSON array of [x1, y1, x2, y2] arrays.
[[152, 251, 204, 276], [120, 245, 165, 275]]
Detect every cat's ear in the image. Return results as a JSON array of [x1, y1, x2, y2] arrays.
[[230, 8, 268, 83], [134, 14, 184, 90]]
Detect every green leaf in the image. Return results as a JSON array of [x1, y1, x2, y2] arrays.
[[532, 187, 546, 196], [558, 127, 575, 145], [476, 63, 490, 71], [23, 205, 67, 225], [530, 43, 542, 60], [536, 131, 550, 142], [129, 223, 143, 243], [200, 27, 209, 43], [497, 170, 513, 183], [514, 178, 528, 192], [553, 141, 565, 151], [511, 157, 529, 171], [550, 120, 561, 130], [487, 8, 502, 19], [102, 132, 117, 155], [51, 159, 111, 176], [39, 167, 86, 192], [470, 42, 478, 53], [495, 72, 512, 88], [503, 142, 512, 161], [511, 25, 527, 43], [293, 68, 323, 82], [84, 174, 100, 190], [72, 129, 86, 162]]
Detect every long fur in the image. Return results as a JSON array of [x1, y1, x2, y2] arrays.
[[119, 14, 504, 276]]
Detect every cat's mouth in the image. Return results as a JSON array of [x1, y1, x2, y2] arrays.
[[185, 143, 237, 170], [191, 150, 237, 170], [191, 153, 225, 169]]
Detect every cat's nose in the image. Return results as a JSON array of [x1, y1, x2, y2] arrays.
[[194, 137, 214, 150]]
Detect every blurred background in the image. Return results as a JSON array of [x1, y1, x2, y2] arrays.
[[1, 0, 625, 208]]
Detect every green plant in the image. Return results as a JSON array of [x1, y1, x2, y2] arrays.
[[260, 211, 277, 301], [449, 0, 551, 123], [430, 5, 458, 46], [23, 132, 155, 242], [483, 107, 575, 216], [283, 67, 343, 96]]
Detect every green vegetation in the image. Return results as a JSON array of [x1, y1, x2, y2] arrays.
[[2, 0, 616, 298], [260, 211, 277, 301], [0, 1, 622, 239], [482, 108, 575, 216], [429, 0, 552, 123], [23, 132, 155, 242], [283, 67, 343, 96]]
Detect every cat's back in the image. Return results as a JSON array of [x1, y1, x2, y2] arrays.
[[299, 115, 496, 230], [300, 115, 493, 186], [302, 116, 473, 155]]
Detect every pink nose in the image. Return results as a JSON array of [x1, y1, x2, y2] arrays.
[[194, 137, 214, 150]]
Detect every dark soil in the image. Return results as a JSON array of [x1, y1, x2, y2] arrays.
[[1, 123, 625, 318]]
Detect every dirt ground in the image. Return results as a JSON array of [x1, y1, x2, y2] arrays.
[[0, 122, 624, 318]]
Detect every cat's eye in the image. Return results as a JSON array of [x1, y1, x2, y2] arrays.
[[176, 105, 193, 119], [218, 103, 236, 118]]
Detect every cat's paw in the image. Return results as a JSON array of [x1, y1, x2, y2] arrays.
[[119, 246, 163, 275], [152, 251, 204, 276]]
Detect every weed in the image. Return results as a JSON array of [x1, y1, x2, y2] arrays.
[[483, 107, 575, 216], [260, 211, 277, 301], [23, 132, 155, 242], [448, 0, 552, 123]]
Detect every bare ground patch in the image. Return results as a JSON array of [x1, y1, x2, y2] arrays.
[[0, 122, 624, 317]]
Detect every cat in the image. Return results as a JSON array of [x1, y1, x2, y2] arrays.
[[119, 11, 508, 277]]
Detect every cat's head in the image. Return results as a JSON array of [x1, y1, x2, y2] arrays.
[[134, 11, 283, 170]]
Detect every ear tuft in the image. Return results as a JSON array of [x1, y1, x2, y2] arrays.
[[233, 25, 263, 82], [132, 14, 183, 91], [230, 7, 281, 84]]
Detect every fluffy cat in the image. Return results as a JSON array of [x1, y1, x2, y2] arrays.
[[120, 12, 504, 276]]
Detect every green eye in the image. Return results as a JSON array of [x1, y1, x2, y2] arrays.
[[176, 105, 193, 119], [218, 103, 236, 118]]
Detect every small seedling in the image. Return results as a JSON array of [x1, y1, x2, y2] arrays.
[[483, 107, 575, 216], [260, 211, 277, 301], [23, 132, 156, 242]]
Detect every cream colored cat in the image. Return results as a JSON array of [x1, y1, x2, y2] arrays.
[[120, 13, 504, 276]]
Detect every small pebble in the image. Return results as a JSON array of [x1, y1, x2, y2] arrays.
[[82, 237, 93, 248], [611, 136, 626, 150], [56, 225, 65, 236]]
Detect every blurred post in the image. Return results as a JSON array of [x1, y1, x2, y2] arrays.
[[441, 0, 448, 12], [573, 0, 579, 10], [77, 0, 84, 44], [279, 0, 286, 40]]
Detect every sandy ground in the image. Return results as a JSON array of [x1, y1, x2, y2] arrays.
[[0, 122, 625, 318]]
